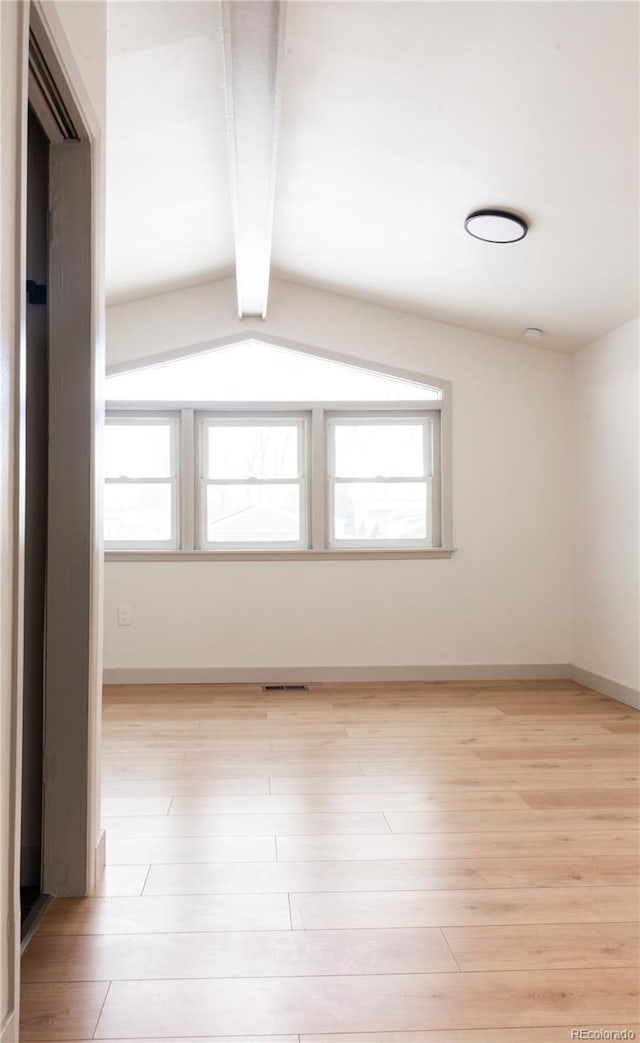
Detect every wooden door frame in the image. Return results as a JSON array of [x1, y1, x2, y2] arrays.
[[3, 2, 104, 1038]]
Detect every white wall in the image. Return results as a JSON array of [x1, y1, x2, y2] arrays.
[[54, 1, 107, 123], [104, 277, 572, 675], [571, 317, 640, 693]]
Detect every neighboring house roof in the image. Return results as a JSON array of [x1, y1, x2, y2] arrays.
[[210, 504, 298, 540]]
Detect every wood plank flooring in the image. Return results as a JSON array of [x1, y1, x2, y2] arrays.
[[21, 680, 640, 1041]]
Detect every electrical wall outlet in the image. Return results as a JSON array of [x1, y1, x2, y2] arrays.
[[117, 604, 132, 626]]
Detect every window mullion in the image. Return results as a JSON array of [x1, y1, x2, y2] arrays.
[[429, 415, 441, 548], [180, 408, 195, 551], [311, 407, 325, 550]]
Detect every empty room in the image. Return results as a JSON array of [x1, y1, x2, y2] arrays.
[[1, 0, 639, 1041]]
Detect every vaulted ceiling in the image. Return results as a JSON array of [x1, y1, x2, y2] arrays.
[[106, 1, 639, 352]]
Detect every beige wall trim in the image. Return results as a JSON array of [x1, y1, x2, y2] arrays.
[[104, 664, 571, 685], [95, 828, 106, 884], [570, 665, 640, 711], [106, 329, 451, 397], [31, 2, 100, 139], [0, 1011, 17, 1043], [103, 666, 640, 710], [106, 548, 457, 563], [103, 666, 640, 709], [6, 3, 30, 1034], [43, 138, 95, 897]]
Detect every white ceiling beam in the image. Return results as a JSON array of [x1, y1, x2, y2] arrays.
[[222, 0, 286, 319]]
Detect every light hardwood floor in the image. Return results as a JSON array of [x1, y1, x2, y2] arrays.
[[21, 680, 640, 1041]]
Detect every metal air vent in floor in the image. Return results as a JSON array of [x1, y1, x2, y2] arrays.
[[261, 684, 309, 692]]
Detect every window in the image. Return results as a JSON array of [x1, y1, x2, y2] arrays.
[[328, 415, 434, 548], [105, 338, 441, 402], [104, 338, 451, 556], [104, 415, 179, 548], [199, 415, 308, 549]]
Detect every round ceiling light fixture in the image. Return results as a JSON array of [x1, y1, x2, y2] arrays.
[[464, 209, 528, 244]]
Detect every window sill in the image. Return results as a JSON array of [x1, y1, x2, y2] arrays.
[[105, 548, 457, 562]]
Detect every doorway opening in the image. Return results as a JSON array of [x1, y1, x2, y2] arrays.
[[20, 105, 51, 945], [17, 7, 102, 958]]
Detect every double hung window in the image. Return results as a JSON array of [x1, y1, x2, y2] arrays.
[[199, 415, 308, 549], [104, 415, 178, 549], [328, 415, 434, 548]]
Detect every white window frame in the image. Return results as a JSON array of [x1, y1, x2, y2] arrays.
[[104, 412, 180, 550], [105, 402, 448, 556], [197, 412, 310, 551], [326, 412, 436, 550]]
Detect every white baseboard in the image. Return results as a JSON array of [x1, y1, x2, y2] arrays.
[[103, 663, 640, 711], [570, 665, 640, 710], [104, 663, 571, 685]]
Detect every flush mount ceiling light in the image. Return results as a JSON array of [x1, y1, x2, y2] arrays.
[[464, 209, 528, 244]]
